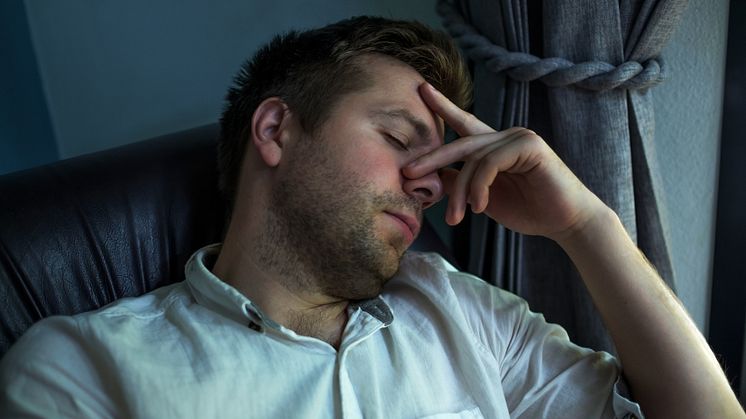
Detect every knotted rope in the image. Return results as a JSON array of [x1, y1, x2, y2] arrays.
[[437, 0, 666, 91]]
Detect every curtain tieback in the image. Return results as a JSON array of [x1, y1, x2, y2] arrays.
[[437, 0, 667, 92]]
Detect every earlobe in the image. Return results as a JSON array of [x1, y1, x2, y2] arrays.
[[251, 97, 290, 167]]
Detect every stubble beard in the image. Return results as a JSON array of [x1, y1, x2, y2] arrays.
[[257, 138, 420, 301]]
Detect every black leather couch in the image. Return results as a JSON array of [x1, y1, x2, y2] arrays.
[[0, 124, 454, 357]]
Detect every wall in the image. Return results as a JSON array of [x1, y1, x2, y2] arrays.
[[0, 0, 57, 175], [22, 0, 441, 160], [652, 0, 729, 331]]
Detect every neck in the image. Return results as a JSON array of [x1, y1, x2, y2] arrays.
[[213, 214, 350, 349]]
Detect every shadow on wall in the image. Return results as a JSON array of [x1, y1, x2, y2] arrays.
[[0, 0, 58, 175]]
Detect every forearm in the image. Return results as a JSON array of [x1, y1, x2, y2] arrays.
[[556, 205, 744, 419], [404, 88, 742, 416]]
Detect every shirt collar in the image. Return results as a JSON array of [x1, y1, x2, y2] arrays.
[[184, 243, 272, 327], [351, 297, 393, 326], [184, 244, 394, 329]]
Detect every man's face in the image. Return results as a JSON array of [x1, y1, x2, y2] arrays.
[[268, 54, 445, 300]]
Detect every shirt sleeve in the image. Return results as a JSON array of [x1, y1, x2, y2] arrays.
[[0, 316, 117, 418], [449, 270, 644, 419]]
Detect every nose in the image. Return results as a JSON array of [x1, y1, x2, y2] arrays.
[[402, 170, 444, 210]]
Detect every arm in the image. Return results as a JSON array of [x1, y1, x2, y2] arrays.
[[0, 317, 115, 418], [405, 83, 745, 418], [557, 199, 742, 418]]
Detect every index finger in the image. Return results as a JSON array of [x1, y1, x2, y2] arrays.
[[419, 83, 494, 137], [403, 129, 525, 179]]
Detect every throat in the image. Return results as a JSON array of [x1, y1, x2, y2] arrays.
[[285, 303, 349, 349]]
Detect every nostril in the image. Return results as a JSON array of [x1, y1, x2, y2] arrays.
[[414, 187, 433, 199], [403, 172, 443, 206]]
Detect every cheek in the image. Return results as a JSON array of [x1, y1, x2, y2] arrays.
[[341, 144, 404, 184]]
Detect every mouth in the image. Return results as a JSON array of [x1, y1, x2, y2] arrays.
[[383, 210, 421, 242]]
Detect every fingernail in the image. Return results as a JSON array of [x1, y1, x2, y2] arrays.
[[446, 207, 456, 226]]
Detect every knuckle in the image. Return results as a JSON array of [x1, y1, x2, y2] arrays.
[[526, 131, 541, 141], [521, 128, 541, 140], [484, 150, 502, 166], [464, 153, 480, 165], [505, 126, 539, 139], [458, 112, 477, 129]]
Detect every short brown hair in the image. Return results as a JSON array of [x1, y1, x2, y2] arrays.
[[218, 16, 471, 213]]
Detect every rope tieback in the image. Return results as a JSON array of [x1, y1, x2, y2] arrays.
[[437, 1, 666, 92]]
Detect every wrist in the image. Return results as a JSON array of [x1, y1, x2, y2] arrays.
[[552, 202, 619, 250]]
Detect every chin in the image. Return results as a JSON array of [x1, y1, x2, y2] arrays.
[[351, 255, 401, 299], [379, 248, 404, 280]]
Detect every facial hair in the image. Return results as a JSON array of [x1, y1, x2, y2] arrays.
[[257, 137, 421, 301]]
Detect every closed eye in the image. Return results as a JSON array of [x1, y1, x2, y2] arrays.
[[384, 133, 409, 151]]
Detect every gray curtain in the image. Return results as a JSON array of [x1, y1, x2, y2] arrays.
[[439, 0, 688, 352]]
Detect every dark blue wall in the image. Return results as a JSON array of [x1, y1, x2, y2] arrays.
[[20, 1, 441, 160], [2, 1, 441, 173], [0, 0, 57, 175]]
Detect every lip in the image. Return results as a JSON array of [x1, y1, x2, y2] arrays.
[[384, 210, 421, 241]]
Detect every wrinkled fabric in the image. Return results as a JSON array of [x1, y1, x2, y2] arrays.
[[446, 0, 687, 352], [0, 245, 642, 418]]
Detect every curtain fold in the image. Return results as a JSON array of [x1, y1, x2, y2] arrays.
[[440, 0, 687, 352]]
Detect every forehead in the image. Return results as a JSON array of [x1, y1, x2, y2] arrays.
[[352, 54, 425, 104], [343, 54, 445, 140]]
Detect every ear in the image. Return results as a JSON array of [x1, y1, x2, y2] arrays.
[[251, 97, 292, 167]]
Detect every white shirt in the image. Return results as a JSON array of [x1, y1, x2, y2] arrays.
[[0, 244, 643, 418]]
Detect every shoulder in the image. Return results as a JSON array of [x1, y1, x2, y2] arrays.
[[0, 282, 192, 415], [91, 281, 191, 319], [0, 282, 191, 378], [0, 313, 106, 415], [387, 252, 593, 363], [384, 251, 533, 354], [388, 251, 529, 316]]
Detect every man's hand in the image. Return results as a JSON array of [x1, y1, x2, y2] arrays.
[[406, 84, 746, 418], [404, 83, 606, 242]]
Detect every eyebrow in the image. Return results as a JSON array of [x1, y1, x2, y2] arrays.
[[369, 108, 432, 142]]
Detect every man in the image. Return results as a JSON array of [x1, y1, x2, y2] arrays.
[[0, 16, 743, 418]]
